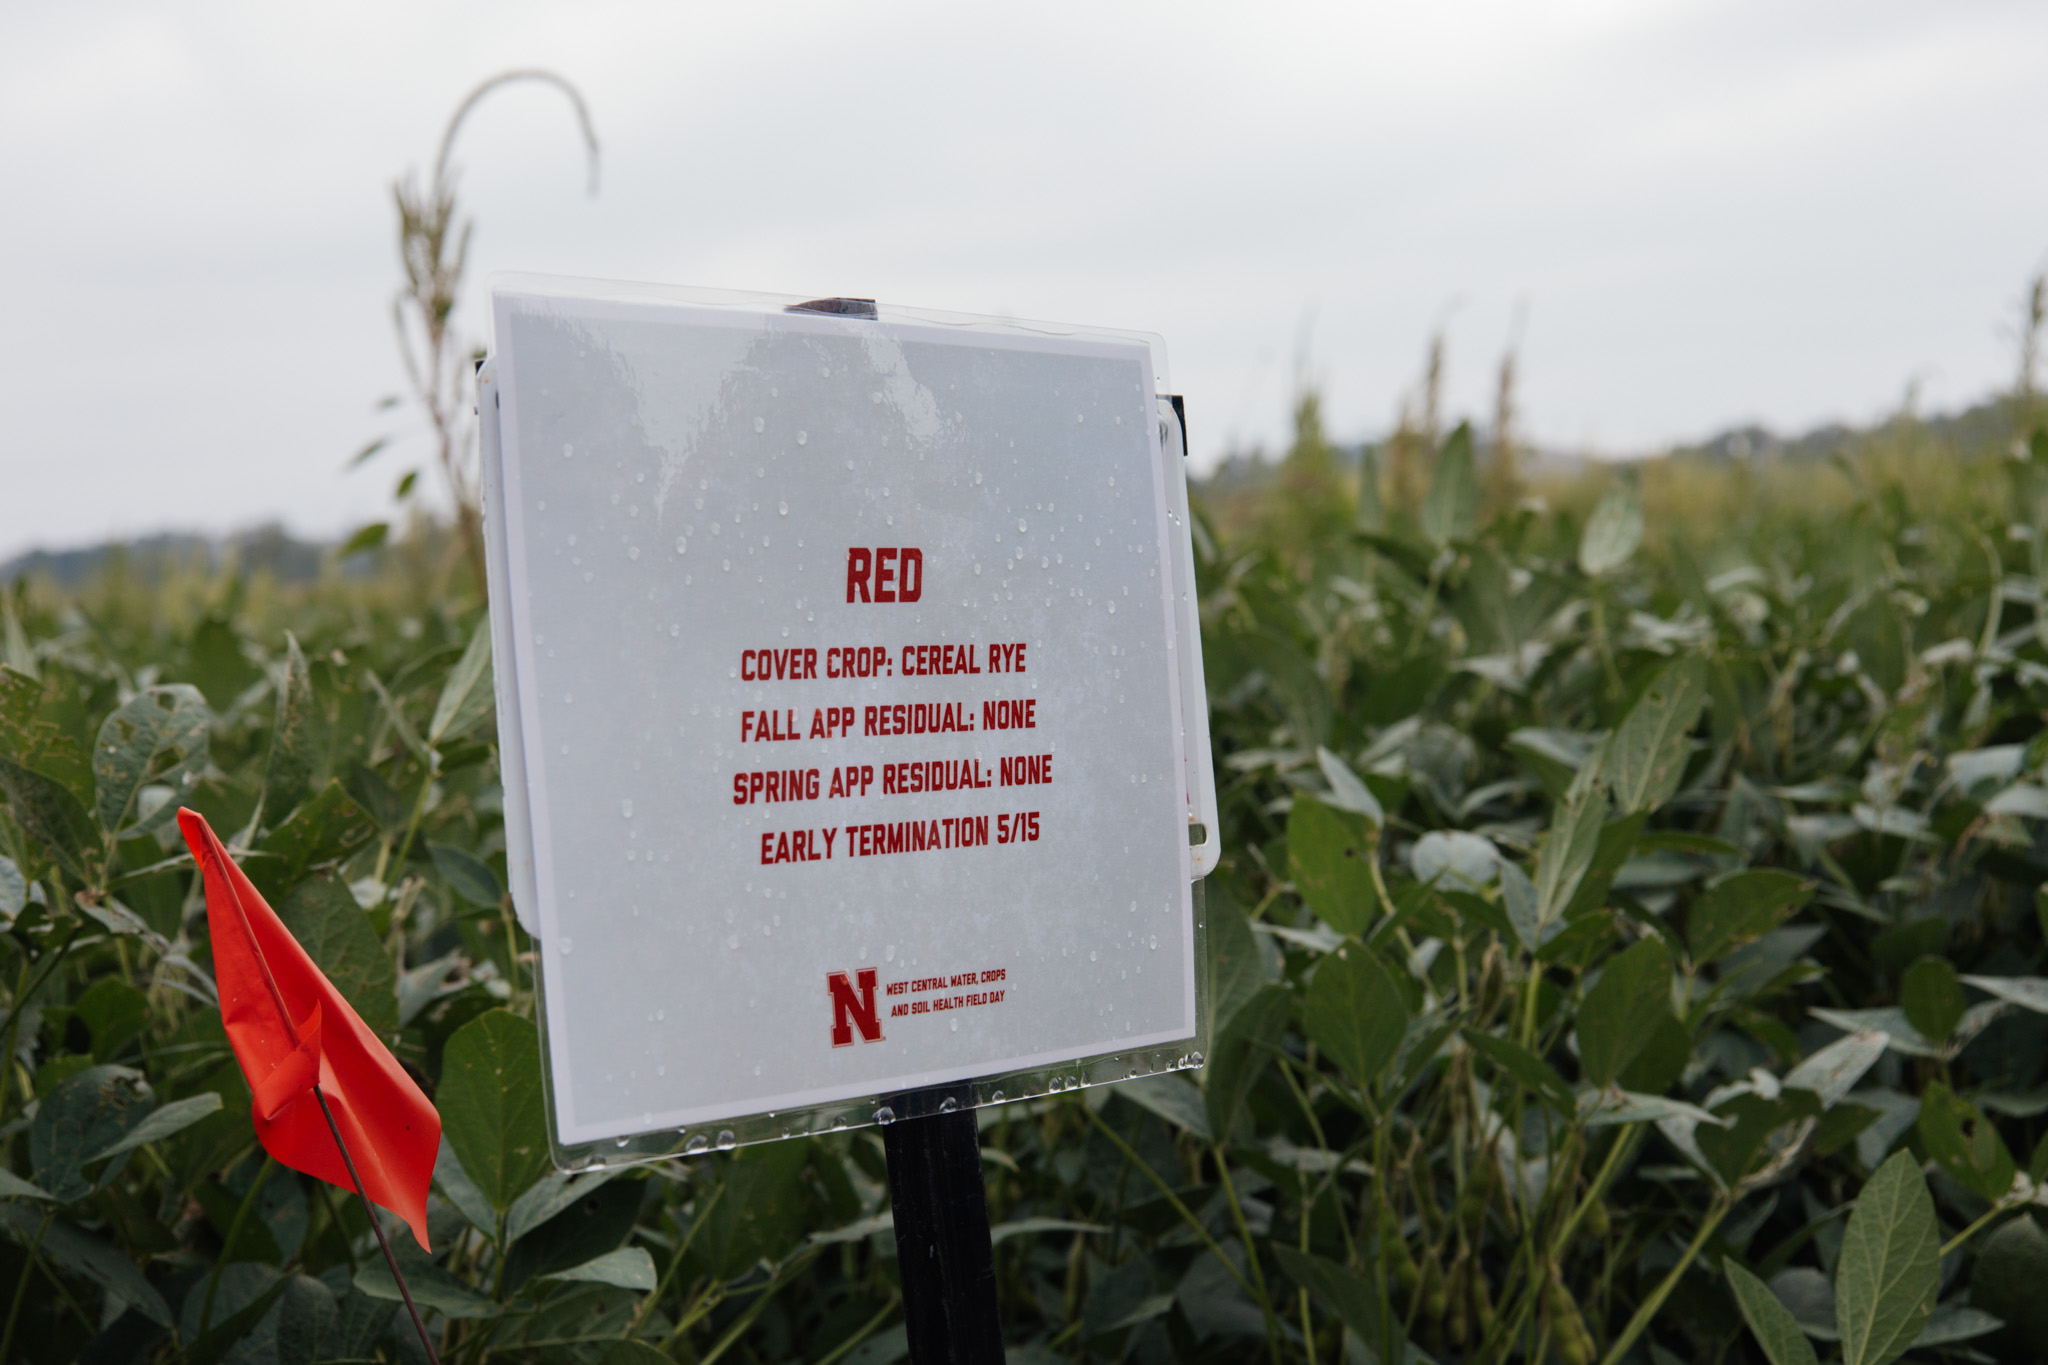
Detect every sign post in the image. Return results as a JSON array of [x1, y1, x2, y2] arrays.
[[478, 277, 1216, 1360]]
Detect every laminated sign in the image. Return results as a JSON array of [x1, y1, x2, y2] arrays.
[[480, 277, 1217, 1160]]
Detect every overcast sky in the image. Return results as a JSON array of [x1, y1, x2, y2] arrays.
[[5, 1, 2048, 561]]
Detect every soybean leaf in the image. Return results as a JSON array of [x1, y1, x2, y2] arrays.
[[435, 1137, 499, 1237], [1289, 797, 1377, 937], [1917, 1081, 2015, 1204], [0, 1170, 52, 1202], [1536, 784, 1608, 934], [1420, 422, 1478, 548], [1899, 957, 1966, 1044], [275, 874, 398, 1034], [1696, 1091, 1822, 1187], [692, 1143, 806, 1281], [429, 841, 502, 907], [1960, 974, 2048, 1015], [1835, 1151, 1939, 1365], [248, 780, 376, 901], [1500, 860, 1541, 951], [1577, 936, 1674, 1087], [262, 632, 318, 822], [0, 854, 24, 927], [1461, 1029, 1574, 1114], [1606, 655, 1708, 814], [1315, 746, 1384, 827], [1204, 984, 1292, 1140], [429, 622, 495, 746], [1114, 1074, 1212, 1142], [273, 1275, 338, 1365], [82, 1093, 221, 1164], [1271, 1245, 1383, 1343], [0, 1204, 174, 1327], [507, 1167, 622, 1246], [1579, 478, 1644, 576], [338, 522, 389, 557], [0, 757, 97, 884], [355, 1235, 496, 1317], [1208, 887, 1267, 1036], [543, 1245, 657, 1292], [72, 976, 148, 1059], [93, 685, 210, 838], [1303, 945, 1407, 1089], [1689, 870, 1814, 964], [439, 1010, 551, 1213], [1725, 1260, 1819, 1365], [1564, 812, 1649, 922], [31, 1064, 152, 1202]]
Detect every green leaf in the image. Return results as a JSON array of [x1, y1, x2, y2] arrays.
[[435, 1136, 501, 1237], [82, 1092, 221, 1164], [1899, 957, 1966, 1044], [1204, 984, 1292, 1140], [30, 1064, 152, 1202], [1576, 935, 1675, 1087], [274, 874, 399, 1034], [1535, 784, 1608, 935], [1420, 422, 1478, 547], [439, 1009, 551, 1213], [355, 1236, 496, 1317], [1834, 1151, 1940, 1365], [0, 1204, 174, 1327], [1114, 1074, 1212, 1142], [1271, 1245, 1383, 1343], [0, 1170, 53, 1203], [1315, 746, 1383, 828], [1696, 1091, 1822, 1186], [692, 1143, 806, 1281], [181, 1271, 290, 1365], [92, 684, 210, 838], [506, 1167, 621, 1246], [1461, 1028, 1574, 1114], [1207, 885, 1267, 1036], [1606, 655, 1708, 814], [1725, 1260, 1820, 1365], [429, 621, 495, 745], [0, 853, 24, 927], [1303, 945, 1407, 1089], [544, 1245, 657, 1292], [1288, 797, 1377, 936], [262, 632, 318, 822], [72, 975, 148, 1060], [429, 841, 503, 907], [1579, 477, 1644, 576], [338, 522, 389, 557], [0, 756, 98, 884], [1916, 1081, 2015, 1203], [248, 779, 377, 901], [1689, 870, 1814, 963]]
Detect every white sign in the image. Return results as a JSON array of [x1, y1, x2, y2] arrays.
[[480, 278, 1211, 1152]]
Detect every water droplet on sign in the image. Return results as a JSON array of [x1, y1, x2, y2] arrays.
[[875, 1107, 896, 1126], [753, 417, 765, 433], [621, 799, 634, 818], [796, 430, 808, 445], [560, 937, 574, 955], [779, 501, 788, 516]]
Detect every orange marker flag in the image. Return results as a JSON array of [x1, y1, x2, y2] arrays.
[[179, 808, 440, 1251]]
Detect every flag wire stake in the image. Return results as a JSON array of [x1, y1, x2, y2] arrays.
[[200, 832, 442, 1365]]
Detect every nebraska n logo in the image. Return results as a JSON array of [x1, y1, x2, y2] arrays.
[[827, 969, 883, 1046]]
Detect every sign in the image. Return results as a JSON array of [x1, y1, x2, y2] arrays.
[[479, 277, 1214, 1155]]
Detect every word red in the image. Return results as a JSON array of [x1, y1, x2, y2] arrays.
[[733, 768, 820, 806], [982, 698, 1037, 731], [997, 811, 1041, 844], [739, 648, 817, 681], [740, 709, 801, 742], [883, 758, 992, 795], [828, 969, 882, 1046], [760, 827, 836, 864], [864, 701, 974, 737], [999, 754, 1052, 787], [826, 647, 891, 679], [846, 547, 924, 603], [988, 642, 1028, 673]]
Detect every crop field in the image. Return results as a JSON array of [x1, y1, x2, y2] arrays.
[[0, 405, 2044, 1365]]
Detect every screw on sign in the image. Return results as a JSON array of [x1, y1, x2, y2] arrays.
[[480, 277, 1217, 1361]]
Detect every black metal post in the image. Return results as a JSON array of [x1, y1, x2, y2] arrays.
[[882, 1089, 1005, 1364]]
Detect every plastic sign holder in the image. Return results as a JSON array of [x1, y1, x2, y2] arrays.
[[479, 277, 1216, 1182]]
